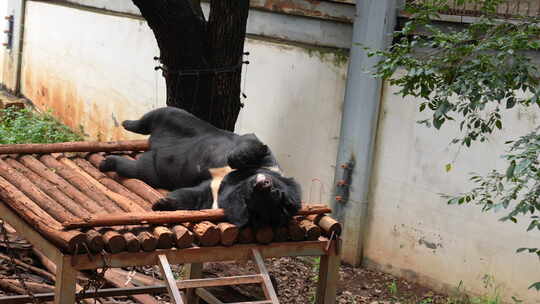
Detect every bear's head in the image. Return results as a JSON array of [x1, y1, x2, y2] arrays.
[[217, 168, 302, 228]]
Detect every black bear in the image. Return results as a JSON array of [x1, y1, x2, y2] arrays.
[[99, 107, 302, 228]]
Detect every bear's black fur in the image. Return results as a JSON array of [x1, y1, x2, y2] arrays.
[[99, 107, 301, 228]]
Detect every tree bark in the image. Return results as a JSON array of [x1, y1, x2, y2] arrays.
[[132, 0, 249, 131]]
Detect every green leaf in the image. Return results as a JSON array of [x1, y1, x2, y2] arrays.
[[528, 282, 540, 290], [506, 160, 516, 178], [527, 220, 538, 231], [445, 163, 452, 172], [506, 98, 516, 109], [433, 117, 444, 130], [516, 248, 528, 253]]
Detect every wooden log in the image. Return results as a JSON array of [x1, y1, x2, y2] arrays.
[[5, 158, 91, 219], [18, 155, 106, 214], [307, 214, 342, 236], [0, 276, 54, 294], [0, 252, 56, 282], [123, 232, 141, 253], [255, 227, 274, 244], [72, 158, 150, 211], [184, 221, 220, 247], [0, 158, 77, 223], [40, 155, 122, 213], [136, 230, 158, 252], [171, 225, 194, 249], [237, 227, 255, 244], [101, 268, 159, 304], [0, 175, 86, 253], [0, 140, 148, 155], [298, 218, 322, 241], [217, 222, 238, 246], [107, 268, 162, 287], [85, 229, 105, 253], [0, 277, 25, 294], [86, 153, 162, 207], [63, 205, 333, 229], [273, 226, 289, 242], [288, 219, 305, 241], [152, 226, 174, 249], [100, 229, 127, 254], [58, 156, 146, 213]]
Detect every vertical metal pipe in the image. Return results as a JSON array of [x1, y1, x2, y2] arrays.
[[4, 0, 26, 95], [332, 0, 400, 266]]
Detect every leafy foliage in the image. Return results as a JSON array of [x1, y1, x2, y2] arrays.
[[0, 107, 83, 144], [369, 0, 540, 146], [368, 0, 540, 290]]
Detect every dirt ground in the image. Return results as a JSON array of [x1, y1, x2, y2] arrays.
[[0, 234, 454, 304], [201, 257, 451, 304]]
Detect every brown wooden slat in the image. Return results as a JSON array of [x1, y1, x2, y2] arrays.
[[59, 156, 146, 213], [86, 153, 162, 207], [63, 205, 332, 229], [72, 157, 150, 210], [18, 155, 106, 214], [5, 158, 91, 218], [0, 175, 85, 253], [0, 140, 148, 155], [40, 155, 122, 213], [0, 158, 77, 223]]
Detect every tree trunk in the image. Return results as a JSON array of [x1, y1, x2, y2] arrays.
[[132, 0, 249, 131]]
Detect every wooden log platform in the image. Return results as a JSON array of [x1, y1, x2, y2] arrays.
[[0, 139, 341, 254], [0, 140, 341, 304]]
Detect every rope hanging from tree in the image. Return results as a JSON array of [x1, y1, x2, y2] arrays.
[[153, 52, 250, 115]]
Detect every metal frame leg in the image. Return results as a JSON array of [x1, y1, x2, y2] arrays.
[[54, 255, 77, 304]]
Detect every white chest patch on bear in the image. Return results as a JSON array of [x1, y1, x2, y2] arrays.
[[208, 166, 234, 209]]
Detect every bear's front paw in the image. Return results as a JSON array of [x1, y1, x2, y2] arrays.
[[152, 198, 177, 211], [98, 157, 116, 172]]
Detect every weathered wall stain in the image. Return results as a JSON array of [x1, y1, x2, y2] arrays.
[[255, 0, 353, 23], [22, 63, 144, 141]]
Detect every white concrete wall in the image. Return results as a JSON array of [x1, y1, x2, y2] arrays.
[[21, 1, 347, 203], [24, 1, 540, 302], [365, 74, 540, 303]]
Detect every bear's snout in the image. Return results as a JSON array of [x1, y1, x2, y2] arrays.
[[255, 173, 272, 191]]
